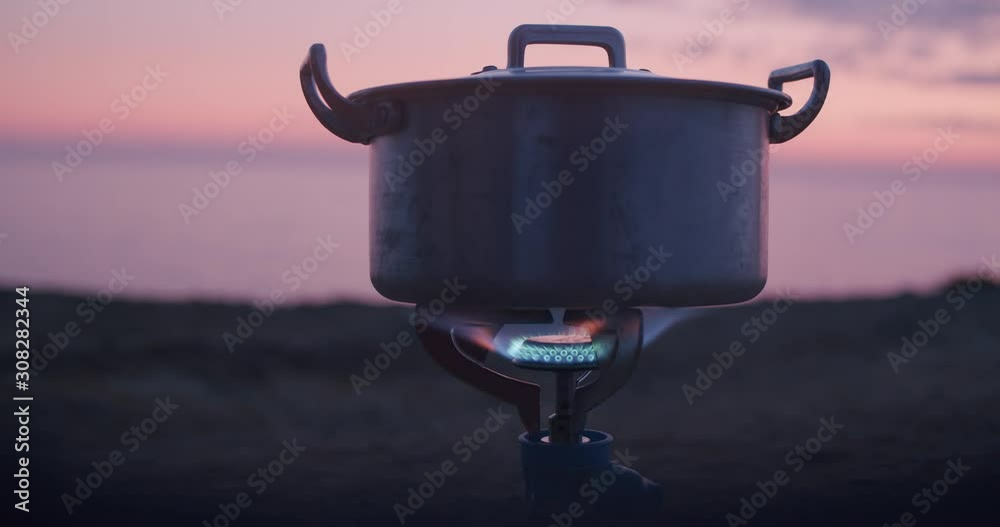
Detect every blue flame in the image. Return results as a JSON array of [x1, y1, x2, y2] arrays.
[[503, 332, 611, 369]]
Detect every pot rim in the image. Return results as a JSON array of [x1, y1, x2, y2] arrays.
[[350, 72, 794, 113]]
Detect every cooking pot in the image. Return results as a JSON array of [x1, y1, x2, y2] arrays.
[[300, 24, 829, 308]]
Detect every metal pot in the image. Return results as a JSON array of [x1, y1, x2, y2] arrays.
[[300, 24, 829, 308]]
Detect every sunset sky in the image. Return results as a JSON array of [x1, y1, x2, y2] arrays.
[[1, 0, 998, 302], [3, 0, 999, 164]]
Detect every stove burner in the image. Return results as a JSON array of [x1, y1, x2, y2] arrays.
[[417, 308, 643, 443], [510, 334, 604, 370]]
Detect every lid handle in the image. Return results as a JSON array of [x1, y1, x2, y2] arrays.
[[507, 24, 627, 68]]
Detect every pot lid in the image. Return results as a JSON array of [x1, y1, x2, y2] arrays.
[[350, 24, 793, 112]]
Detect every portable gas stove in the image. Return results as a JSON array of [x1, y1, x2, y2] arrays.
[[417, 307, 661, 517]]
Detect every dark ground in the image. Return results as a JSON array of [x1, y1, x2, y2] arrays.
[[3, 281, 999, 526]]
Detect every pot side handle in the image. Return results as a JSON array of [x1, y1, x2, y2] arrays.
[[299, 43, 402, 145], [767, 60, 830, 144], [507, 24, 627, 68]]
